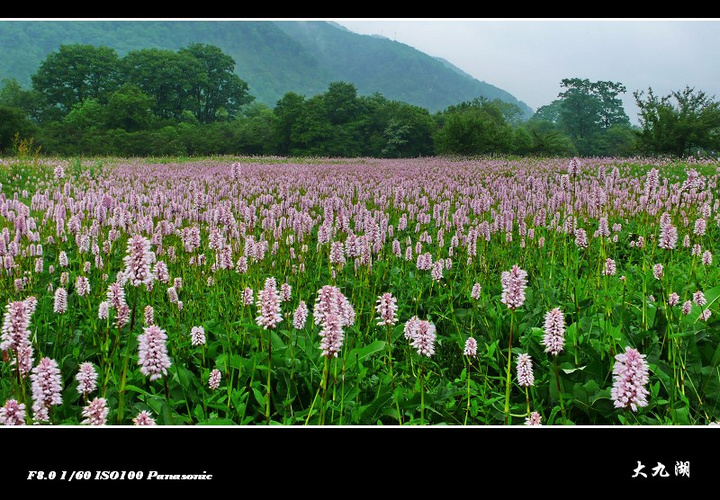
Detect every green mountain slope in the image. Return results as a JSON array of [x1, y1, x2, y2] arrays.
[[275, 21, 532, 116], [0, 20, 533, 116]]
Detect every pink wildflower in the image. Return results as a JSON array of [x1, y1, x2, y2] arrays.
[[75, 276, 90, 296], [313, 285, 355, 328], [0, 399, 26, 425], [568, 157, 581, 176], [431, 260, 444, 281], [516, 353, 534, 387], [542, 307, 566, 356], [53, 287, 67, 314], [255, 277, 283, 330], [30, 357, 63, 422], [604, 258, 616, 276], [75, 362, 98, 397], [682, 300, 692, 315], [471, 283, 482, 300], [123, 234, 154, 288], [574, 228, 588, 249], [525, 411, 542, 426], [54, 164, 65, 179], [611, 346, 650, 412], [144, 305, 154, 326], [653, 263, 663, 280], [319, 313, 345, 358], [107, 282, 126, 309], [330, 241, 346, 267], [375, 292, 398, 326], [293, 301, 308, 329], [1, 298, 35, 377], [280, 282, 292, 302], [658, 222, 678, 250], [404, 316, 420, 340], [409, 320, 436, 357], [208, 369, 221, 390], [500, 265, 528, 310], [115, 303, 130, 328], [81, 397, 108, 425], [167, 286, 178, 304], [132, 410, 156, 426], [703, 251, 712, 266], [137, 325, 171, 381], [190, 326, 206, 346], [243, 287, 254, 306], [153, 261, 169, 283], [463, 337, 478, 357]]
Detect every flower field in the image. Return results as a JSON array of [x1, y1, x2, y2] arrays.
[[1, 154, 719, 426]]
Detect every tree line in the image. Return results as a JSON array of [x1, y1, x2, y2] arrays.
[[1, 43, 719, 158]]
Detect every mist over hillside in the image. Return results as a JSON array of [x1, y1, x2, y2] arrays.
[[0, 19, 533, 116]]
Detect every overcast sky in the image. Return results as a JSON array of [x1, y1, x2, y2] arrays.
[[331, 18, 720, 124]]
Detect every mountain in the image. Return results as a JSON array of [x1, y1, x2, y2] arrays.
[[0, 20, 534, 117]]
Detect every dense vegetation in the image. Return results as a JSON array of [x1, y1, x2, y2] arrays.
[[0, 20, 530, 115], [3, 42, 720, 159], [1, 154, 719, 426]]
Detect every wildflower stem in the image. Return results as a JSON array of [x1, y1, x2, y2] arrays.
[[319, 356, 330, 425], [117, 286, 138, 425], [554, 357, 566, 423], [465, 357, 472, 425], [419, 363, 425, 424], [525, 385, 530, 416], [265, 329, 272, 425], [384, 323, 402, 424], [503, 310, 515, 425]]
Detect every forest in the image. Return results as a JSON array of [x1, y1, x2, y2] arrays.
[[1, 42, 719, 159]]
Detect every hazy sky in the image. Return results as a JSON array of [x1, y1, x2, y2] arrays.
[[332, 18, 720, 124]]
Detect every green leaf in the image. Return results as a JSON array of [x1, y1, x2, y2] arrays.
[[344, 340, 386, 372], [561, 363, 586, 374], [252, 387, 266, 407], [193, 403, 205, 422], [197, 418, 236, 425], [124, 384, 152, 397]]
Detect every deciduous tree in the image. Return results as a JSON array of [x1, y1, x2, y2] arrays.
[[31, 44, 120, 120], [634, 86, 720, 156]]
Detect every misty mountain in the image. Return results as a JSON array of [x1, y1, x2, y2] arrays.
[[0, 19, 533, 117]]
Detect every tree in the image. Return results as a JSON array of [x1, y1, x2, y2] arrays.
[[356, 93, 434, 158], [288, 82, 366, 157], [105, 84, 155, 132], [634, 86, 720, 156], [119, 44, 253, 125], [323, 81, 362, 126], [0, 105, 37, 154], [553, 78, 631, 156], [121, 48, 202, 121], [31, 44, 120, 120], [273, 91, 306, 155], [433, 98, 514, 155], [557, 78, 602, 140], [178, 43, 254, 124], [532, 100, 562, 124], [379, 101, 434, 158], [63, 98, 106, 130], [522, 115, 576, 156], [0, 78, 44, 123], [593, 80, 631, 129]]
